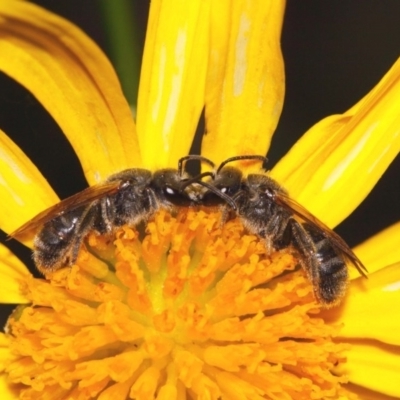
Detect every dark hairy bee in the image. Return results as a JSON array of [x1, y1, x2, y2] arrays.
[[10, 156, 235, 274], [195, 155, 368, 306]]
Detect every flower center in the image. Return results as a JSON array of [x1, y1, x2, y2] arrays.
[[5, 209, 352, 399]]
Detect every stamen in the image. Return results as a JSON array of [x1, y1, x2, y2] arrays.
[[4, 209, 353, 399]]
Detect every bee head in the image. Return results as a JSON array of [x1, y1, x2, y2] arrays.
[[246, 174, 285, 200], [196, 166, 242, 207], [151, 169, 195, 207], [198, 155, 267, 207]]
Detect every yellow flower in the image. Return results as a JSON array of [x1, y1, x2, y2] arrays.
[[0, 1, 399, 399]]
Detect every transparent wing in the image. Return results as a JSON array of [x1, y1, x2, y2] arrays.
[[275, 192, 368, 277], [9, 181, 121, 239]]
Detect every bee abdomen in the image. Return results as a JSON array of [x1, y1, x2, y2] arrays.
[[301, 223, 348, 305], [34, 207, 92, 271], [318, 257, 348, 304]]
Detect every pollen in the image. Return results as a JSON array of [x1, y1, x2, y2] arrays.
[[5, 209, 354, 399]]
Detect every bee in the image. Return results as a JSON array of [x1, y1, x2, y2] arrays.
[[195, 155, 368, 306], [10, 156, 232, 274]]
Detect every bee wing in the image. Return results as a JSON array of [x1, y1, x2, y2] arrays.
[[9, 181, 121, 239], [275, 192, 368, 277]]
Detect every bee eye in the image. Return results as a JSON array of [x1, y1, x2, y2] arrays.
[[165, 186, 176, 195], [265, 188, 274, 198], [220, 187, 228, 194]]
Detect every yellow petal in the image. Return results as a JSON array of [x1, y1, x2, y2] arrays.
[[0, 368, 17, 400], [346, 383, 400, 400], [0, 379, 17, 399], [323, 263, 400, 346], [338, 342, 400, 398], [201, 0, 285, 168], [0, 129, 58, 234], [0, 244, 30, 304], [137, 0, 210, 169], [0, 1, 140, 184], [0, 333, 10, 369], [352, 222, 400, 276], [272, 58, 400, 228]]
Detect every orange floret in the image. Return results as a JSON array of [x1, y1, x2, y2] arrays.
[[4, 209, 354, 399]]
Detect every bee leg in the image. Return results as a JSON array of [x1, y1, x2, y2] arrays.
[[93, 197, 117, 233], [218, 205, 235, 227], [288, 218, 321, 295], [258, 212, 290, 254]]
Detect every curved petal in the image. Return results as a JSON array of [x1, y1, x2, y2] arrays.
[[0, 1, 140, 184], [0, 244, 30, 304], [202, 0, 285, 168], [0, 334, 10, 369], [137, 0, 210, 169], [338, 342, 400, 398], [272, 58, 400, 228], [352, 221, 400, 276], [0, 129, 58, 235], [323, 263, 400, 346]]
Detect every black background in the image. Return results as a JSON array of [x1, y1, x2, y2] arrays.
[[0, 0, 399, 277]]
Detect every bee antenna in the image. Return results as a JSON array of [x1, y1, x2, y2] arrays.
[[178, 155, 215, 177], [181, 172, 237, 211], [181, 171, 215, 188], [217, 155, 267, 174]]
